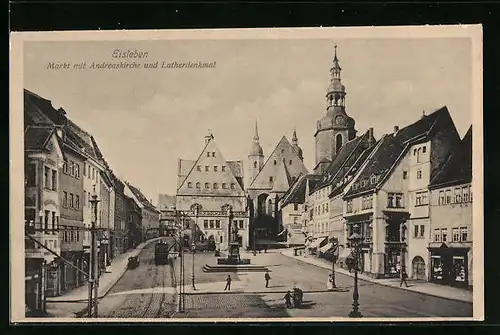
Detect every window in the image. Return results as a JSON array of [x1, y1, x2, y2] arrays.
[[69, 161, 74, 176], [75, 195, 80, 209], [416, 148, 422, 163], [439, 191, 445, 205], [434, 229, 441, 242], [128, 215, 133, 223], [370, 175, 376, 184], [76, 230, 80, 242], [213, 183, 219, 189], [203, 220, 208, 229], [69, 193, 74, 208], [461, 227, 468, 242], [346, 200, 353, 213], [416, 169, 422, 179], [294, 204, 299, 211], [209, 220, 214, 228], [445, 190, 452, 204], [196, 182, 200, 189], [50, 169, 57, 191], [420, 225, 425, 237], [362, 195, 373, 209], [274, 160, 277, 165], [63, 191, 68, 207], [361, 179, 367, 187], [269, 176, 273, 183], [403, 171, 408, 179], [281, 149, 285, 153], [44, 210, 50, 231], [83, 163, 86, 176], [454, 188, 462, 203], [197, 165, 201, 171], [325, 203, 329, 212], [416, 191, 428, 206], [413, 149, 417, 156], [388, 194, 394, 208], [207, 152, 210, 157], [222, 166, 226, 172], [75, 164, 80, 178], [452, 228, 460, 242], [51, 211, 56, 231], [26, 163, 36, 186], [187, 182, 192, 188], [414, 225, 419, 238], [441, 228, 448, 242], [92, 168, 95, 180], [205, 183, 210, 189], [239, 220, 244, 229], [462, 186, 470, 202], [230, 183, 235, 189], [253, 161, 257, 168], [63, 160, 68, 174], [422, 146, 426, 153], [212, 152, 216, 157], [222, 183, 227, 189], [83, 191, 86, 206], [214, 166, 218, 172], [205, 166, 209, 172], [216, 220, 221, 228], [44, 166, 50, 188]]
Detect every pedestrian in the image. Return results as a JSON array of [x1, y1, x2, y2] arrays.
[[224, 275, 232, 291], [400, 270, 409, 288], [327, 273, 335, 291], [264, 270, 271, 288], [283, 291, 292, 308]]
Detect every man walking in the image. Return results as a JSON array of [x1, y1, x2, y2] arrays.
[[224, 275, 232, 291], [400, 270, 409, 287], [264, 270, 271, 288], [283, 291, 292, 308]]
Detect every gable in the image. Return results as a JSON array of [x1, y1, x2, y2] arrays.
[[177, 138, 245, 195], [249, 136, 308, 189]]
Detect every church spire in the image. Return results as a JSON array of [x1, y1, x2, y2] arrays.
[[253, 121, 260, 142], [292, 127, 298, 145], [326, 43, 346, 112], [249, 121, 264, 157], [291, 127, 303, 161]]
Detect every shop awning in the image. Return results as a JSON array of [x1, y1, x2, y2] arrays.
[[319, 242, 333, 254], [308, 236, 327, 249]]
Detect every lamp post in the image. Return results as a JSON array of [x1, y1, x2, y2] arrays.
[[88, 184, 100, 317], [347, 223, 363, 318], [253, 230, 257, 256], [331, 237, 338, 289], [191, 206, 198, 291], [400, 221, 408, 280]]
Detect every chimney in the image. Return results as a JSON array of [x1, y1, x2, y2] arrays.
[[393, 126, 399, 136], [368, 127, 375, 146]]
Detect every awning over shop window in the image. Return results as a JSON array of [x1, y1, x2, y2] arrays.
[[308, 236, 327, 249], [319, 242, 333, 254]]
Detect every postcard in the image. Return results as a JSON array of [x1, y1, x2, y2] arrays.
[[10, 25, 483, 323]]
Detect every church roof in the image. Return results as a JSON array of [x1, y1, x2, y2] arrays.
[[344, 106, 456, 198], [249, 136, 309, 190], [429, 126, 472, 189], [270, 158, 293, 193]]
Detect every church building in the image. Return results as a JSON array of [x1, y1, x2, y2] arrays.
[[175, 132, 249, 250], [314, 45, 357, 175]]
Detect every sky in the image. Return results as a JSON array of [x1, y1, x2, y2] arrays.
[[23, 37, 472, 205]]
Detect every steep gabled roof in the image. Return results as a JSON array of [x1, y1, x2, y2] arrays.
[[24, 126, 55, 151], [125, 181, 158, 212], [281, 174, 321, 207], [313, 132, 369, 192], [429, 126, 472, 188], [249, 136, 308, 190], [344, 106, 454, 198], [271, 158, 293, 193]]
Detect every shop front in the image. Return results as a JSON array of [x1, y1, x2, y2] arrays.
[[25, 258, 43, 313], [428, 243, 469, 288]]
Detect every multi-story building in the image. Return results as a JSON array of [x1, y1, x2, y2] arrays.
[[24, 125, 65, 309], [176, 132, 249, 249], [111, 173, 128, 255], [126, 195, 143, 249], [428, 127, 472, 288], [99, 170, 114, 270], [125, 181, 159, 241], [342, 107, 462, 279], [158, 194, 177, 235]]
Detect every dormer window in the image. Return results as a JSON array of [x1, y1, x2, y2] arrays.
[[274, 160, 277, 165], [205, 183, 210, 189], [212, 152, 216, 157], [370, 175, 376, 184], [205, 166, 209, 172], [230, 183, 235, 189], [213, 183, 219, 189], [187, 182, 192, 188], [207, 152, 210, 157], [222, 166, 226, 172], [269, 176, 273, 183], [196, 182, 201, 189]]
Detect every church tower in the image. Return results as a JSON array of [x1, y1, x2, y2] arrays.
[[248, 121, 264, 185], [314, 44, 356, 174], [291, 128, 304, 161]]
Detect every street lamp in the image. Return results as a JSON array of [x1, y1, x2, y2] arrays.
[[347, 223, 363, 318], [191, 206, 199, 291], [88, 184, 100, 318], [400, 221, 408, 280], [331, 237, 338, 289]]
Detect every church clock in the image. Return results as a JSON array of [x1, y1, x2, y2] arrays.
[[335, 115, 346, 126]]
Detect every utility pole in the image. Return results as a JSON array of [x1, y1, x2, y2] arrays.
[[89, 185, 100, 317]]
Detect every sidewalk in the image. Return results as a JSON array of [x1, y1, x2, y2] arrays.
[[45, 237, 162, 317], [280, 249, 473, 304]]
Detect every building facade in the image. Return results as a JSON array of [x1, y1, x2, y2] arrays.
[[342, 107, 462, 279], [125, 181, 160, 241], [112, 173, 128, 255], [428, 127, 473, 288], [175, 132, 249, 249]]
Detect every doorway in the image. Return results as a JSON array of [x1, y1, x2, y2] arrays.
[[412, 256, 426, 280]]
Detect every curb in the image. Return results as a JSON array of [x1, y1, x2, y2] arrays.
[[280, 251, 473, 305], [184, 289, 350, 295]]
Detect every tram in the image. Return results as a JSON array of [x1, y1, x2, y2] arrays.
[[154, 240, 171, 265]]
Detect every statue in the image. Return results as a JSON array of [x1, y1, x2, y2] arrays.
[[232, 220, 239, 244]]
